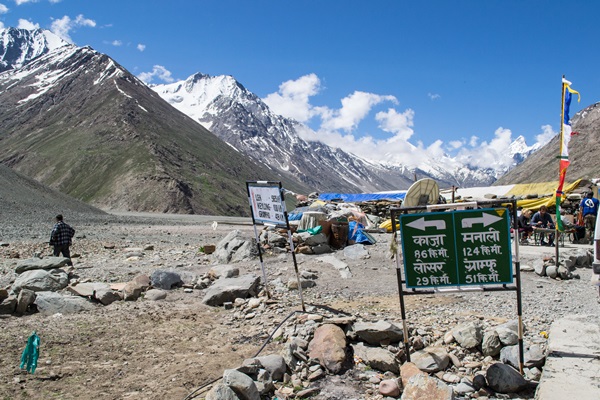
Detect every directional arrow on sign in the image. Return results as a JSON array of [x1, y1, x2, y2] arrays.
[[406, 217, 446, 231], [461, 213, 503, 228]]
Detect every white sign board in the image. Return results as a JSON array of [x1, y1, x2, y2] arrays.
[[248, 184, 286, 226]]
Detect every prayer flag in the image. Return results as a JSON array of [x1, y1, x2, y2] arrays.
[[555, 78, 580, 231]]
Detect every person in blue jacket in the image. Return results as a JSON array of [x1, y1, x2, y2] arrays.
[[580, 191, 599, 244]]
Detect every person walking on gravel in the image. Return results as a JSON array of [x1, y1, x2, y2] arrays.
[[49, 214, 75, 266]]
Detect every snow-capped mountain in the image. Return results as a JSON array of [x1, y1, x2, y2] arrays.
[[152, 73, 537, 191], [0, 28, 68, 72], [0, 28, 306, 215]]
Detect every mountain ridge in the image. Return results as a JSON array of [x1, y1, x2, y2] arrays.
[[151, 72, 541, 192], [0, 28, 309, 215]]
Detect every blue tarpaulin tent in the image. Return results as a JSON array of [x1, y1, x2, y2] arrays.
[[318, 192, 406, 202]]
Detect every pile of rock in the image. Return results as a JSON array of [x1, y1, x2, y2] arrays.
[[531, 249, 593, 280], [199, 312, 543, 399]]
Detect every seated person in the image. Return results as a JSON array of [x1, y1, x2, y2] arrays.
[[531, 205, 555, 246], [517, 209, 534, 243], [560, 210, 587, 243]]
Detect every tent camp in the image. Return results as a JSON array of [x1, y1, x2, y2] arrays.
[[441, 179, 595, 211]]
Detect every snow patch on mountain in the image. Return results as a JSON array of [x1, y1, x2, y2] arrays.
[[0, 28, 69, 72], [150, 72, 540, 190]]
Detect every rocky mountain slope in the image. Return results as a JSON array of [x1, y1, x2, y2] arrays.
[[0, 28, 310, 215], [0, 163, 106, 222], [151, 73, 539, 191], [495, 102, 600, 185]]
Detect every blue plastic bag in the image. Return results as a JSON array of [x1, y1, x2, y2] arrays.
[[20, 331, 40, 374]]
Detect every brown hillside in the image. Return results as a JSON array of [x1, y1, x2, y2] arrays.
[[495, 102, 600, 185]]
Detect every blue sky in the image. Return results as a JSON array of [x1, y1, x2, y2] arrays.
[[1, 0, 598, 169]]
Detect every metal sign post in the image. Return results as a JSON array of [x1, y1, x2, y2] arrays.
[[391, 200, 524, 374], [246, 181, 305, 311]]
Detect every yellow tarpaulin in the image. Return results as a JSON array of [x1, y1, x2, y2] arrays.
[[514, 179, 583, 211]]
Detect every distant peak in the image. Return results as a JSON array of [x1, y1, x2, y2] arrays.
[[0, 27, 71, 72]]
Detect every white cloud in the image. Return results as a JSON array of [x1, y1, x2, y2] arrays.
[[14, 0, 61, 4], [375, 108, 414, 141], [448, 140, 464, 150], [0, 4, 8, 14], [263, 73, 322, 122], [0, 22, 4, 29], [17, 18, 39, 29], [266, 73, 551, 172], [50, 14, 96, 43], [111, 40, 122, 46], [138, 65, 174, 84], [428, 92, 441, 100], [455, 127, 516, 169], [137, 43, 146, 52], [322, 91, 398, 132], [535, 124, 556, 147]]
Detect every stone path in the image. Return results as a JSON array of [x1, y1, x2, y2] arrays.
[[535, 314, 600, 399]]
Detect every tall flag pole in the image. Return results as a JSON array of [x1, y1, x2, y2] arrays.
[[555, 76, 580, 231]]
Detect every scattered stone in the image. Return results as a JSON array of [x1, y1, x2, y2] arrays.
[[452, 321, 483, 349], [14, 257, 70, 274], [308, 324, 348, 374], [482, 330, 502, 357], [496, 320, 520, 346], [401, 373, 453, 400], [94, 288, 120, 305], [351, 342, 399, 374], [485, 363, 528, 393], [34, 291, 95, 315], [208, 265, 240, 279], [411, 346, 449, 373], [12, 269, 69, 294], [202, 275, 261, 306], [150, 270, 183, 290], [349, 320, 403, 345], [144, 289, 167, 301], [379, 379, 400, 397], [222, 368, 260, 400], [16, 288, 36, 314]]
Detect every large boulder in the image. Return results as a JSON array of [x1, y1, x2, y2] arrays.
[[202, 275, 261, 306], [452, 321, 483, 349], [34, 291, 95, 315], [150, 270, 183, 290], [349, 320, 404, 345], [12, 269, 69, 294], [308, 324, 348, 374], [411, 347, 450, 373], [15, 257, 70, 274], [486, 363, 528, 393], [351, 342, 399, 374], [214, 230, 258, 264]]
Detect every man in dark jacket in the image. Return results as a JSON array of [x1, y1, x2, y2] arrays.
[[531, 205, 555, 246], [49, 214, 75, 266]]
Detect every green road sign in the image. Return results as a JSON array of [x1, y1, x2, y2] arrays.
[[400, 208, 513, 288]]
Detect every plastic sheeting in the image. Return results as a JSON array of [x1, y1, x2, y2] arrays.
[[515, 179, 584, 211], [319, 192, 406, 202]]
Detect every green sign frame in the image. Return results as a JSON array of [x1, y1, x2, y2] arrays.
[[400, 208, 513, 288]]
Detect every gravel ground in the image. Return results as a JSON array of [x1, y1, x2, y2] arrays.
[[1, 208, 599, 400], [1, 168, 599, 399]]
